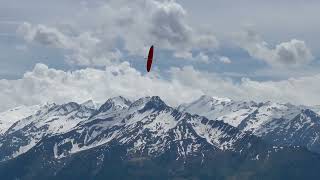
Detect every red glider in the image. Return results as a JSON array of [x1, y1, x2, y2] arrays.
[[146, 45, 154, 72]]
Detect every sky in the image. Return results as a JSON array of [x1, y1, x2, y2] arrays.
[[0, 0, 320, 111]]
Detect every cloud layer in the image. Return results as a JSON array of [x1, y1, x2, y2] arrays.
[[1, 62, 320, 112], [0, 63, 202, 111]]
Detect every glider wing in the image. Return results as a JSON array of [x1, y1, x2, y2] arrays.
[[146, 45, 154, 72]]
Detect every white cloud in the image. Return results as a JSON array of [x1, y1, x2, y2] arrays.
[[2, 62, 320, 112], [148, 0, 218, 53], [17, 22, 121, 66], [174, 51, 193, 59], [219, 56, 232, 64], [175, 52, 211, 64], [195, 52, 210, 63], [16, 0, 218, 66], [17, 22, 72, 48], [0, 63, 203, 111], [235, 29, 313, 67], [170, 66, 320, 106]]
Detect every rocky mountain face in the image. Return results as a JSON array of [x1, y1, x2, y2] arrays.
[[0, 96, 320, 179]]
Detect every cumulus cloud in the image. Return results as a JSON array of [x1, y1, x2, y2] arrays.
[[175, 52, 211, 64], [175, 52, 230, 65], [16, 0, 218, 66], [235, 29, 313, 67], [195, 52, 210, 63], [174, 51, 193, 59], [17, 22, 72, 48], [2, 62, 320, 111], [147, 0, 218, 53], [17, 22, 121, 66], [219, 56, 232, 64]]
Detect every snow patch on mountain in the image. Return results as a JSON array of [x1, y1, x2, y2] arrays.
[[11, 138, 38, 159], [0, 105, 42, 135], [143, 112, 178, 134], [242, 102, 301, 134], [0, 102, 96, 160], [180, 95, 303, 133], [81, 100, 99, 110], [179, 95, 258, 127]]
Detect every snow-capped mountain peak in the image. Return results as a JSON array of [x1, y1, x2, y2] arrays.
[[123, 96, 168, 114], [128, 96, 150, 108], [180, 95, 232, 111], [0, 105, 42, 135], [55, 102, 81, 115], [199, 95, 232, 103], [0, 101, 96, 160], [180, 95, 305, 129], [138, 96, 168, 112], [98, 96, 131, 113], [179, 95, 320, 154], [81, 100, 98, 110]]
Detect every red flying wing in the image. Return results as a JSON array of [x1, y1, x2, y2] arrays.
[[146, 45, 154, 72]]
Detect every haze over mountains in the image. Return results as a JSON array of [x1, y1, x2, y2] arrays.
[[0, 95, 320, 179]]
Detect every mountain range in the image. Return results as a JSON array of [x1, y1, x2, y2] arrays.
[[0, 95, 320, 179], [179, 95, 320, 153]]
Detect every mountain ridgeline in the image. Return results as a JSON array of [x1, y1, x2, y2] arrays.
[[0, 96, 320, 180]]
